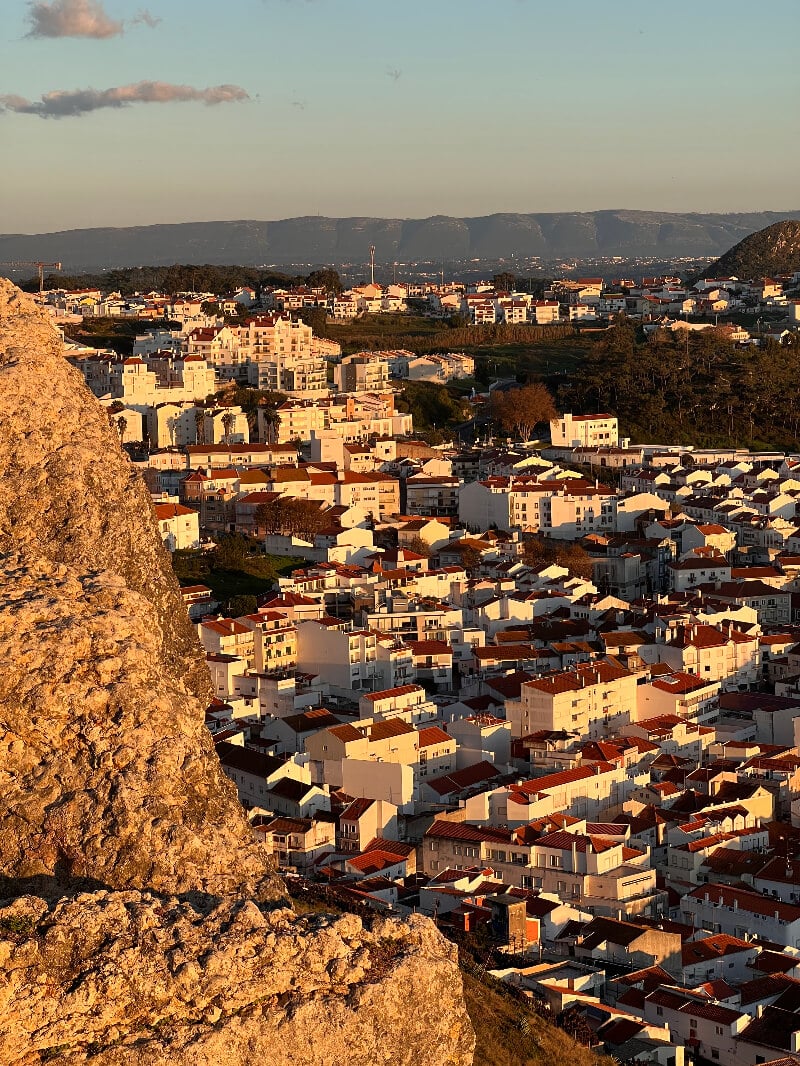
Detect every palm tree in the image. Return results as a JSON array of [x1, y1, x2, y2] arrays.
[[115, 415, 128, 443], [194, 407, 206, 445], [221, 411, 236, 445], [261, 406, 280, 444]]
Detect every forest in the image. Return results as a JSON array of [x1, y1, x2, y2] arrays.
[[556, 319, 800, 451]]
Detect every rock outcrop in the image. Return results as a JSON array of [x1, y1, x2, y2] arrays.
[[0, 281, 474, 1066]]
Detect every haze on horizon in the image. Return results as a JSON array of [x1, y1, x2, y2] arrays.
[[1, 0, 798, 235]]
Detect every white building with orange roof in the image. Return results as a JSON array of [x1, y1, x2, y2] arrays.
[[296, 616, 379, 693], [505, 659, 637, 739], [153, 501, 200, 551], [636, 671, 721, 724], [640, 623, 760, 690], [238, 610, 298, 672], [358, 684, 440, 727], [198, 617, 256, 666], [489, 763, 629, 825], [550, 412, 619, 449]]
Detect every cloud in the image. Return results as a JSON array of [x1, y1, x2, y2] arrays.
[[0, 81, 250, 118], [131, 8, 161, 27], [26, 0, 124, 38]]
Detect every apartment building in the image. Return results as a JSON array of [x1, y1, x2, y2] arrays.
[[550, 412, 620, 449], [506, 660, 637, 738], [334, 352, 390, 393], [296, 617, 378, 693]]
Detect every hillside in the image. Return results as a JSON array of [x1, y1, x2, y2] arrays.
[[2, 210, 800, 272], [703, 218, 800, 279]]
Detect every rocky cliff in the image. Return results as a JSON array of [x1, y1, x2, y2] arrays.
[[0, 280, 474, 1065]]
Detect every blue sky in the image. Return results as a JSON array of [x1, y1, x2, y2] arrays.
[[1, 0, 798, 232]]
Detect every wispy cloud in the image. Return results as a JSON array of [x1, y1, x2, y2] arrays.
[[26, 0, 124, 38], [0, 81, 250, 118], [131, 7, 160, 27]]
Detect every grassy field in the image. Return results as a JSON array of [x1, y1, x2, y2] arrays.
[[322, 313, 443, 353], [460, 971, 612, 1066], [173, 549, 302, 609]]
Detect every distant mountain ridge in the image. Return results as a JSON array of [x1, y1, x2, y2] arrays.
[[703, 219, 800, 280], [2, 210, 800, 273]]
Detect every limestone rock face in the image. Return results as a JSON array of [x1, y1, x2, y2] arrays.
[[0, 281, 474, 1065], [0, 280, 208, 701], [0, 895, 473, 1066]]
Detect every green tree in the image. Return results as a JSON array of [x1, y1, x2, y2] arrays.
[[221, 410, 236, 445], [306, 268, 343, 296], [225, 594, 258, 618], [492, 271, 517, 292], [403, 535, 432, 558]]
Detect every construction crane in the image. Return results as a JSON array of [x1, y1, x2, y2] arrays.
[[0, 260, 63, 294]]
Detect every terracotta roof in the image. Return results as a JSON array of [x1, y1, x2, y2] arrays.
[[417, 726, 452, 748], [362, 684, 423, 702], [686, 884, 800, 923]]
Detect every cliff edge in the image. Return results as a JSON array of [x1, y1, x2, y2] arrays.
[[0, 281, 474, 1066]]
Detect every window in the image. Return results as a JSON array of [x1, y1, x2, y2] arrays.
[[711, 1051, 719, 1061]]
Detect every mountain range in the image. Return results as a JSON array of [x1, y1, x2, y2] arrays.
[[3, 210, 800, 273]]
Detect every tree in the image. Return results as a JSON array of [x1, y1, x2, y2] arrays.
[[254, 496, 328, 542], [194, 408, 206, 444], [306, 268, 343, 296], [115, 415, 128, 443], [260, 404, 281, 444], [403, 535, 432, 558], [456, 544, 481, 573], [522, 535, 594, 581], [225, 594, 258, 618], [491, 382, 556, 440], [492, 271, 517, 293], [221, 410, 236, 445]]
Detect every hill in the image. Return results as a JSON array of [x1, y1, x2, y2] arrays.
[[703, 218, 800, 279], [2, 210, 800, 272]]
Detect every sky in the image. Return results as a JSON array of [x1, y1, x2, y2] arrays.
[[1, 0, 798, 233]]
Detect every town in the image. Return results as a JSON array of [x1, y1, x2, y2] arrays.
[[49, 263, 800, 1066]]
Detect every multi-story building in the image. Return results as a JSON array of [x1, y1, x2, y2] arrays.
[[506, 659, 636, 738], [550, 412, 619, 449], [153, 502, 200, 551], [334, 352, 390, 393], [296, 617, 379, 693]]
